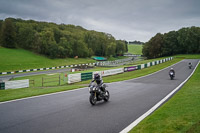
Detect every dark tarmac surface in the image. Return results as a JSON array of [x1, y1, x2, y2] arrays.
[[0, 59, 199, 133]]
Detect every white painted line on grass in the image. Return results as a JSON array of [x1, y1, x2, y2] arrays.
[[120, 60, 200, 133]]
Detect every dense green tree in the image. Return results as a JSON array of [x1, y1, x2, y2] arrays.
[[0, 20, 3, 45], [116, 40, 126, 55], [58, 37, 72, 58], [1, 18, 16, 48], [0, 17, 128, 58], [16, 23, 36, 49], [162, 31, 179, 56], [143, 26, 200, 58]]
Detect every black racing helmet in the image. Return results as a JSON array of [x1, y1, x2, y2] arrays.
[[94, 72, 100, 79]]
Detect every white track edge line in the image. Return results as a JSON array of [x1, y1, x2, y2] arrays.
[[0, 59, 181, 105], [120, 60, 200, 133]]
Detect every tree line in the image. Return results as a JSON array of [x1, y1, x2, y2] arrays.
[[0, 18, 128, 58], [142, 26, 200, 58], [129, 40, 144, 44]]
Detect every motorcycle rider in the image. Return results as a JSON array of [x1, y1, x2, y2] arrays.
[[169, 68, 175, 76], [90, 72, 105, 92], [189, 62, 192, 68]]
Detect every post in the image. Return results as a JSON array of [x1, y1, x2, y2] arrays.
[[59, 75, 61, 86], [42, 77, 44, 87]]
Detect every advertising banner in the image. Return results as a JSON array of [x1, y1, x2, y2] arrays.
[[124, 66, 137, 72]]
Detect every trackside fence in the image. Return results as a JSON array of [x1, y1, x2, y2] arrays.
[[42, 75, 61, 87]]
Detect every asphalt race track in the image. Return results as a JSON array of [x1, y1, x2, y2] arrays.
[[0, 59, 199, 133]]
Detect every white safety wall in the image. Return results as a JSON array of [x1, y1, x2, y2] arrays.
[[68, 73, 81, 84], [163, 59, 166, 62], [147, 62, 151, 67], [5, 79, 29, 89], [141, 64, 145, 69], [101, 68, 124, 77]]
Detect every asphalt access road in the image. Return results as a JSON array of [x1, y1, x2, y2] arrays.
[[0, 59, 199, 133]]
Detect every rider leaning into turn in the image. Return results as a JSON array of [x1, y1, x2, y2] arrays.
[[90, 72, 105, 92]]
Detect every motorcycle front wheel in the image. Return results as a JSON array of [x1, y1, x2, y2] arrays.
[[89, 94, 97, 105], [103, 90, 110, 102]]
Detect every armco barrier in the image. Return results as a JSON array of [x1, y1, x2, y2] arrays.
[[137, 65, 141, 70], [141, 64, 145, 69], [101, 68, 124, 77], [68, 73, 81, 84], [147, 62, 150, 67], [4, 79, 29, 89], [0, 82, 5, 90], [81, 72, 93, 81]]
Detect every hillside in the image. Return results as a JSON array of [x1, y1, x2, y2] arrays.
[[0, 47, 95, 72], [127, 44, 143, 55]]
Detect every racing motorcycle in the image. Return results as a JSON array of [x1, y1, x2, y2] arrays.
[[189, 63, 192, 69], [169, 71, 175, 80], [88, 82, 110, 105]]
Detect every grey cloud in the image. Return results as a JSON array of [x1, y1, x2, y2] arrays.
[[0, 0, 200, 42]]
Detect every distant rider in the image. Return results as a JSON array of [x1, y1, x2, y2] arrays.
[[169, 68, 175, 76], [90, 72, 105, 92], [189, 62, 192, 67]]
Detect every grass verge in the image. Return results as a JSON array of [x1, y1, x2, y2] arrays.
[[130, 62, 200, 133], [0, 58, 182, 102], [174, 54, 200, 59]]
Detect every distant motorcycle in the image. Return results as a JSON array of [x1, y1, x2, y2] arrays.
[[169, 71, 175, 80], [189, 63, 192, 69], [88, 82, 110, 105]]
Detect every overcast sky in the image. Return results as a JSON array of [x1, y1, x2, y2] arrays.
[[0, 0, 200, 42]]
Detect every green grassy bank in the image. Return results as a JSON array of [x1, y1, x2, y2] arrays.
[[0, 47, 96, 72], [130, 62, 200, 133]]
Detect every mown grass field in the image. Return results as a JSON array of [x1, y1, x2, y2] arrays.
[[127, 44, 143, 55], [0, 47, 96, 72], [0, 58, 182, 102]]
